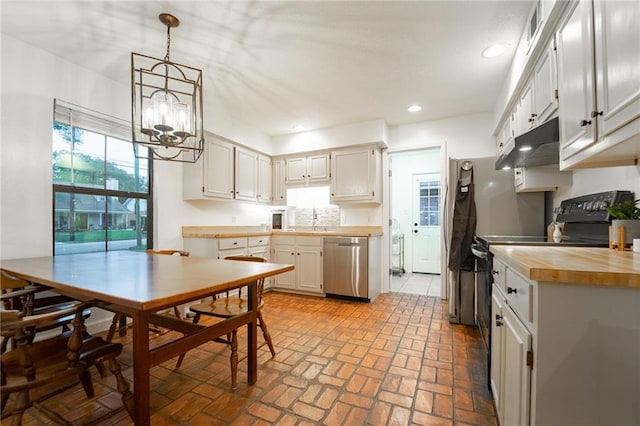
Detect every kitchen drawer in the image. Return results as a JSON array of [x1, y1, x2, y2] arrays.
[[248, 236, 270, 247], [218, 237, 247, 250], [505, 269, 533, 324], [492, 258, 507, 293]]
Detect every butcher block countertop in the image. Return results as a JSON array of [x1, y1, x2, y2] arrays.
[[491, 246, 640, 288], [182, 226, 383, 238]]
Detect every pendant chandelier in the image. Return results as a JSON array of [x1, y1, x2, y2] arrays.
[[131, 13, 204, 162]]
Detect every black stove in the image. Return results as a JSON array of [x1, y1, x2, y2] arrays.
[[476, 190, 634, 248]]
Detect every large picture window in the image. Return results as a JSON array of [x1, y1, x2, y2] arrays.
[[52, 100, 152, 255]]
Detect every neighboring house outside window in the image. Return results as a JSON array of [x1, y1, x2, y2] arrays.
[[52, 100, 152, 255]]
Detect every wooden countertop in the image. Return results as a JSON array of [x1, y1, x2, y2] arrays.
[[182, 226, 383, 238], [490, 246, 640, 288]]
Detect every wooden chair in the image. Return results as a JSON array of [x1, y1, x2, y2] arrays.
[[0, 271, 84, 354], [1, 302, 133, 424], [179, 255, 275, 388], [106, 249, 189, 341]]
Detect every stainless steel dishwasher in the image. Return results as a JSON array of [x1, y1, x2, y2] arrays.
[[323, 237, 369, 302]]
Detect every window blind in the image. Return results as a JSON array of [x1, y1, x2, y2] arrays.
[[53, 99, 131, 142]]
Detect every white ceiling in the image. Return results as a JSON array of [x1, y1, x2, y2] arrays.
[[1, 1, 532, 137]]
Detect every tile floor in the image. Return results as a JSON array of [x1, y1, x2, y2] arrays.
[[9, 291, 496, 426], [390, 273, 442, 298]]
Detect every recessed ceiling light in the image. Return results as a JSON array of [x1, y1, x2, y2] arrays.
[[407, 105, 422, 112], [501, 165, 512, 170], [481, 44, 506, 58], [293, 125, 306, 132], [518, 145, 533, 152]]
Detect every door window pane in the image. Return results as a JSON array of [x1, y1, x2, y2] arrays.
[[418, 180, 440, 226]]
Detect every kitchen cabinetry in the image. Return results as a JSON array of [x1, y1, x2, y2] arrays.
[[235, 146, 258, 202], [286, 154, 330, 186], [532, 39, 558, 125], [272, 158, 286, 205], [514, 39, 558, 138], [496, 110, 515, 156], [330, 146, 381, 204], [490, 251, 640, 425], [184, 137, 235, 200], [257, 154, 272, 203], [490, 264, 534, 426], [184, 135, 266, 202], [272, 236, 323, 294], [514, 165, 571, 192], [557, 0, 640, 169]]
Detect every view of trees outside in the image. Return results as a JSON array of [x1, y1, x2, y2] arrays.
[[53, 122, 151, 254]]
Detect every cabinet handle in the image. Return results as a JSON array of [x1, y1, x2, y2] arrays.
[[528, 117, 535, 123], [590, 110, 603, 118], [499, 142, 504, 147], [530, 113, 537, 118], [491, 270, 499, 275], [233, 242, 238, 245], [495, 314, 504, 327], [297, 253, 300, 255], [507, 286, 517, 294], [229, 190, 234, 193], [580, 119, 592, 127]]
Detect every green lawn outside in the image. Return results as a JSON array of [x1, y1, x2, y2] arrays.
[[55, 230, 143, 243]]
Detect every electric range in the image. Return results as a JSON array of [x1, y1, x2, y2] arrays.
[[471, 190, 634, 388]]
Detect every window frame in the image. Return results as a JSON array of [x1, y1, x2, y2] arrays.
[[52, 100, 153, 255]]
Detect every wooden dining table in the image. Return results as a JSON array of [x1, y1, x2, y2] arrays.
[[0, 250, 294, 425]]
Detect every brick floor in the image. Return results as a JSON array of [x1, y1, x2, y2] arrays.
[[7, 292, 497, 425]]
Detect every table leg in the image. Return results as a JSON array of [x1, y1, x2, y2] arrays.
[[132, 310, 151, 425], [248, 281, 258, 385]]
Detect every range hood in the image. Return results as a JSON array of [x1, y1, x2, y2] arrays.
[[495, 117, 559, 170]]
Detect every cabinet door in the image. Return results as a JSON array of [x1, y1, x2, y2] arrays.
[[296, 245, 323, 293], [516, 80, 535, 136], [501, 306, 532, 426], [330, 148, 375, 202], [204, 139, 235, 199], [273, 245, 296, 289], [257, 154, 272, 203], [272, 159, 287, 204], [248, 247, 269, 261], [594, 0, 640, 140], [307, 154, 330, 183], [533, 39, 558, 124], [235, 147, 258, 201], [557, 0, 597, 160], [490, 290, 505, 418], [286, 157, 307, 185]]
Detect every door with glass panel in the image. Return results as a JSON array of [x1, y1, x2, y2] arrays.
[[412, 173, 440, 274]]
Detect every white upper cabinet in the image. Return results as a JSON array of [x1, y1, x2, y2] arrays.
[[235, 146, 258, 202], [557, 0, 640, 169], [285, 153, 330, 186], [184, 134, 266, 202], [532, 38, 559, 124], [272, 158, 286, 205], [330, 146, 381, 204], [184, 137, 235, 200], [257, 154, 272, 204], [516, 80, 535, 136], [514, 40, 558, 139]]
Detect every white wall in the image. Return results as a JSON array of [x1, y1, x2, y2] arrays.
[[0, 36, 270, 260], [388, 112, 497, 158], [271, 119, 387, 156]]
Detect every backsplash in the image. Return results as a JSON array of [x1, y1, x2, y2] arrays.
[[294, 207, 341, 227]]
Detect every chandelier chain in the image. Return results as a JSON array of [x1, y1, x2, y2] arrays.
[[164, 24, 171, 61]]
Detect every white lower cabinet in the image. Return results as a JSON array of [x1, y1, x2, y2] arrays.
[[272, 236, 323, 294], [491, 253, 640, 425], [492, 284, 532, 426]]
